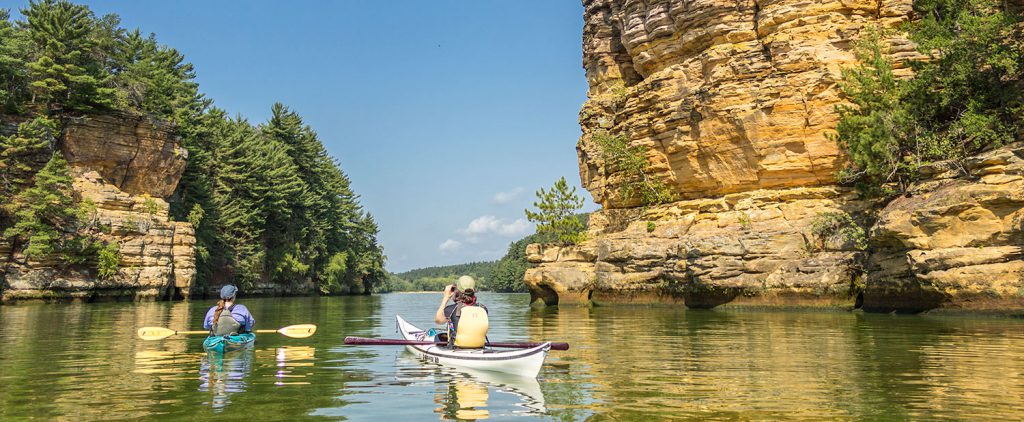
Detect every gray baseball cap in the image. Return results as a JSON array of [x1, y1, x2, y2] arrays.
[[220, 285, 238, 299]]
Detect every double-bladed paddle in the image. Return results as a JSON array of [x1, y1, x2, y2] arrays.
[[343, 336, 569, 351], [137, 324, 318, 340]]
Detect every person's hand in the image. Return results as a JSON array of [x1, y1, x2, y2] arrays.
[[443, 284, 455, 298]]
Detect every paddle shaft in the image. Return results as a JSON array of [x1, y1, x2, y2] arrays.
[[173, 329, 283, 335], [138, 324, 317, 340], [344, 336, 569, 351]]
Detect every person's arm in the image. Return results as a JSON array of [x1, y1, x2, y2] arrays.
[[434, 285, 454, 324], [203, 307, 213, 330], [240, 305, 255, 332]]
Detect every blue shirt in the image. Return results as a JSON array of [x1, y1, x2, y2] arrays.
[[203, 304, 255, 332]]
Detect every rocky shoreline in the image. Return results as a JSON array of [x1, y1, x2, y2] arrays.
[[1, 113, 197, 303], [525, 0, 1024, 315]]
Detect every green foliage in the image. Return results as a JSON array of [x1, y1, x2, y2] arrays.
[[833, 2, 1023, 195], [112, 28, 202, 120], [186, 203, 204, 228], [141, 195, 158, 216], [593, 131, 674, 206], [96, 241, 120, 279], [321, 252, 349, 293], [20, 0, 117, 111], [0, 116, 54, 203], [383, 261, 497, 293], [0, 2, 385, 294], [0, 9, 31, 112], [525, 177, 586, 245], [4, 152, 79, 258], [809, 212, 867, 251], [171, 106, 385, 293], [646, 221, 656, 233], [738, 212, 752, 230]]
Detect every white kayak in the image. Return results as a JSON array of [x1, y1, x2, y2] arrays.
[[396, 315, 550, 378]]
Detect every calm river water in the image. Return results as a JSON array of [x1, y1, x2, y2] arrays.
[[1, 293, 1022, 420]]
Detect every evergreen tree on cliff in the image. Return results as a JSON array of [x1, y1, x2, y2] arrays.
[[4, 152, 80, 258], [0, 116, 54, 204], [20, 0, 116, 112], [834, 0, 1023, 193], [525, 177, 586, 245], [0, 9, 30, 112]]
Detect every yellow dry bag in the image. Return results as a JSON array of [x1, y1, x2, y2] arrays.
[[454, 306, 489, 348]]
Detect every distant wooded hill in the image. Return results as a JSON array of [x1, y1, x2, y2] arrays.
[[379, 214, 588, 293]]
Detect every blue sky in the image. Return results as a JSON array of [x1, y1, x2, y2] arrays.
[[65, 0, 595, 272]]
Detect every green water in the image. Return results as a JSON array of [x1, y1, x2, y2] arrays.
[[1, 293, 1022, 420]]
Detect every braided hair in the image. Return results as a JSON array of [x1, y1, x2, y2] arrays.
[[211, 299, 226, 333]]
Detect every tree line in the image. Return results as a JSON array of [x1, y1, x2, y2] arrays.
[[0, 0, 384, 294]]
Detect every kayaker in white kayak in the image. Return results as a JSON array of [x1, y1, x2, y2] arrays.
[[434, 275, 489, 348], [204, 285, 256, 336]]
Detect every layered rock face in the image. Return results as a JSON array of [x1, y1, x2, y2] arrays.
[[1, 114, 196, 302], [865, 144, 1024, 313], [527, 0, 1023, 314], [578, 0, 914, 207], [62, 114, 188, 198], [527, 187, 870, 308]]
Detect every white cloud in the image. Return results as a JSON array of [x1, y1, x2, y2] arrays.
[[438, 239, 462, 252], [460, 215, 532, 238], [497, 218, 531, 236], [492, 187, 526, 205]]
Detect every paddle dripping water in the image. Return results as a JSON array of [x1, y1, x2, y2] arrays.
[[1, 294, 1023, 420]]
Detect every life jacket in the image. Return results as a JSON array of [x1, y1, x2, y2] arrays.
[[212, 307, 241, 336], [451, 305, 489, 348]]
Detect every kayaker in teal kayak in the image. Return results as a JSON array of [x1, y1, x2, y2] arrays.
[[434, 275, 489, 348], [204, 285, 255, 336]]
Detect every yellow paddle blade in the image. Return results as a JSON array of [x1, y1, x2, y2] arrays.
[[137, 327, 177, 340], [274, 324, 317, 338]]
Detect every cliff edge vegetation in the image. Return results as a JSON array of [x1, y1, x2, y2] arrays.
[[0, 0, 384, 301]]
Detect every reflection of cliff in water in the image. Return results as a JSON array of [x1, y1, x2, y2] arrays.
[[0, 301, 196, 419]]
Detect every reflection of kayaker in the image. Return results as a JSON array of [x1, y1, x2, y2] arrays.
[[433, 276, 489, 348], [437, 377, 489, 420], [203, 285, 256, 353], [199, 348, 254, 411]]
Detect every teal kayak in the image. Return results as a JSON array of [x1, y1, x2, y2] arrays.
[[203, 333, 256, 354]]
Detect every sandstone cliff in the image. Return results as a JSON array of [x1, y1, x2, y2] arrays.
[[526, 0, 1024, 314], [1, 113, 196, 302], [865, 144, 1024, 313], [578, 0, 916, 207]]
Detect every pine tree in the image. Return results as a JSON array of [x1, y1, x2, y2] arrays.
[[525, 177, 586, 245], [0, 9, 31, 112], [20, 0, 116, 111], [3, 152, 79, 258], [113, 28, 201, 119], [0, 116, 55, 204]]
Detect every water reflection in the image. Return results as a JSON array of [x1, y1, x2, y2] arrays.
[[199, 350, 255, 411], [2, 294, 1023, 420], [257, 346, 316, 386], [390, 353, 548, 420], [437, 377, 489, 420]]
